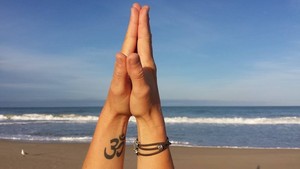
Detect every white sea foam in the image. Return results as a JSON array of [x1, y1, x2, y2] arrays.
[[1, 135, 298, 149], [58, 136, 92, 142], [1, 114, 300, 125], [164, 116, 300, 125], [186, 145, 300, 150], [169, 140, 190, 146], [1, 114, 98, 121], [0, 114, 7, 120], [0, 135, 93, 143]]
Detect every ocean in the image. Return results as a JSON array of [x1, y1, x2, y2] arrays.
[[1, 106, 300, 149]]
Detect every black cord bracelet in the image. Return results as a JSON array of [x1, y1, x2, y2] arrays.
[[133, 137, 171, 156]]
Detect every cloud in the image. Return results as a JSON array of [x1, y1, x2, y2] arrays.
[[0, 46, 115, 104], [203, 57, 300, 105], [158, 53, 300, 106]]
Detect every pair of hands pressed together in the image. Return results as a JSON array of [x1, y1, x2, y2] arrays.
[[83, 3, 173, 169], [106, 3, 161, 122]]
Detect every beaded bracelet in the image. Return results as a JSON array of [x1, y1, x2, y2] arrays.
[[133, 137, 171, 156]]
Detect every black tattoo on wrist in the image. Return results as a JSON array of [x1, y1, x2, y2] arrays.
[[104, 134, 125, 159]]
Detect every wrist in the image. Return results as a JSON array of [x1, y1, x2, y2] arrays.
[[134, 104, 163, 122], [135, 112, 165, 128], [100, 110, 131, 124], [98, 105, 131, 135], [101, 103, 131, 120], [135, 109, 167, 143]]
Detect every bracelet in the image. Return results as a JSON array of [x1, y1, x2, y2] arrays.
[[133, 137, 171, 156]]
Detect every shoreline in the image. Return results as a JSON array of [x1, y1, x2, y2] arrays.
[[2, 138, 300, 150], [1, 140, 300, 169]]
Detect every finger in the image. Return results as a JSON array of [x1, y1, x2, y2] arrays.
[[126, 53, 147, 89], [132, 2, 141, 10], [111, 53, 129, 94], [138, 6, 155, 69], [121, 4, 140, 56]]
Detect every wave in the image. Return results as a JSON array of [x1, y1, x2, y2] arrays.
[[1, 135, 299, 149], [0, 114, 98, 121], [0, 134, 190, 146], [0, 135, 93, 143], [164, 116, 300, 125], [1, 114, 300, 125]]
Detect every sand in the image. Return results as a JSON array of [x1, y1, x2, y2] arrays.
[[0, 140, 299, 169]]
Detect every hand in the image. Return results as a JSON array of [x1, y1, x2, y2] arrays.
[[126, 6, 163, 121], [126, 9, 173, 169], [83, 4, 173, 169], [104, 3, 141, 118]]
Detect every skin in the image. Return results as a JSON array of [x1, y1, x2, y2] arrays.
[[82, 3, 174, 169]]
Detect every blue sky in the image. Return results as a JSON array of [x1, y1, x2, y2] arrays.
[[1, 0, 300, 106]]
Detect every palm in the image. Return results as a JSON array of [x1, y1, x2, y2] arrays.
[[105, 4, 141, 117], [129, 67, 160, 118]]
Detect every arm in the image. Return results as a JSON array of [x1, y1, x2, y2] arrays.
[[82, 52, 131, 169], [82, 106, 129, 169], [127, 6, 174, 169], [82, 4, 140, 169]]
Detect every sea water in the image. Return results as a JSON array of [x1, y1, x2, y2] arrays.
[[0, 106, 300, 148]]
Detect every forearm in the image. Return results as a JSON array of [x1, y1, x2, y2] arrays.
[[82, 106, 129, 169], [136, 108, 174, 169]]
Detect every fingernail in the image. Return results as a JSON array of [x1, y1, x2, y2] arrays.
[[132, 3, 139, 7], [144, 5, 150, 12]]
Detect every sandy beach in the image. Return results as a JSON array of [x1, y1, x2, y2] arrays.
[[0, 140, 299, 169]]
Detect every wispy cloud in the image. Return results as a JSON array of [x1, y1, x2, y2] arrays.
[[159, 53, 300, 106], [1, 1, 300, 106], [214, 59, 300, 105], [0, 46, 115, 104]]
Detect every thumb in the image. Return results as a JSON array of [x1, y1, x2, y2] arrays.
[[111, 52, 128, 93], [127, 53, 147, 88]]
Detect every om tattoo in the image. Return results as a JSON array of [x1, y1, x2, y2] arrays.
[[104, 134, 125, 159]]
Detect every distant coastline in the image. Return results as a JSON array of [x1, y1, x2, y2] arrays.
[[1, 99, 300, 108]]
